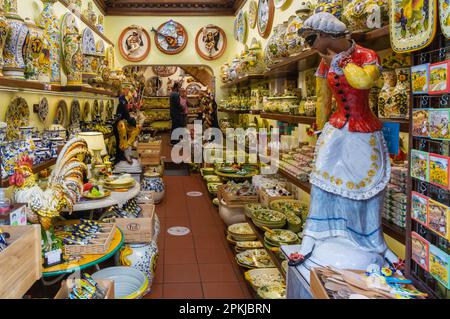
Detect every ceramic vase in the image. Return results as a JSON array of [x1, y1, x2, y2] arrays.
[[82, 53, 99, 86], [116, 242, 159, 291], [141, 175, 165, 204], [377, 70, 396, 118], [37, 0, 61, 85], [392, 68, 411, 119], [3, 0, 28, 79], [24, 18, 50, 82], [0, 4, 9, 77], [61, 13, 83, 86]]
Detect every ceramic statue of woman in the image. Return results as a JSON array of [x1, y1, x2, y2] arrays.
[[295, 12, 398, 281]]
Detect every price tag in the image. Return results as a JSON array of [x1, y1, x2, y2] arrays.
[[44, 84, 52, 91], [44, 249, 62, 267]]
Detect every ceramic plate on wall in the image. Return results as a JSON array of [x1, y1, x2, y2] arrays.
[[118, 25, 151, 62], [439, 0, 450, 38], [100, 100, 105, 119], [153, 20, 188, 55], [249, 0, 258, 29], [186, 82, 203, 96], [70, 99, 81, 125], [258, 0, 275, 38], [92, 100, 99, 118], [195, 25, 227, 60], [54, 100, 68, 127], [82, 27, 96, 55], [38, 97, 49, 123], [390, 0, 437, 53], [152, 66, 178, 77], [6, 97, 29, 140], [83, 101, 91, 121], [235, 10, 248, 44], [106, 100, 114, 120]]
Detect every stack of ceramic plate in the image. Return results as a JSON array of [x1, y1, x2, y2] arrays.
[[104, 176, 136, 190], [227, 223, 257, 242], [257, 284, 286, 299], [269, 199, 309, 219], [244, 268, 285, 291], [203, 175, 221, 183], [200, 167, 215, 176], [234, 240, 263, 253], [251, 209, 286, 229], [244, 203, 268, 218], [235, 249, 276, 269], [285, 211, 302, 233], [264, 229, 300, 251]]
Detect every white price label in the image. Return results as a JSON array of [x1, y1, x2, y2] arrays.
[[45, 249, 62, 265]]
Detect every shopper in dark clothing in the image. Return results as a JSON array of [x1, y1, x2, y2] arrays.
[[170, 82, 185, 145]]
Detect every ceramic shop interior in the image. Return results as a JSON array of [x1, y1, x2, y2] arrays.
[[0, 0, 448, 300]]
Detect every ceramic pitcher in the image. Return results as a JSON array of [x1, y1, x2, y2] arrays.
[[24, 18, 50, 82], [61, 13, 83, 85], [37, 0, 61, 85]]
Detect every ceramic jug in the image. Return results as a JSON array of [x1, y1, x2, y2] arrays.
[[3, 0, 28, 78], [37, 0, 61, 85], [377, 70, 396, 118], [0, 4, 9, 77], [141, 174, 165, 204], [392, 68, 410, 119], [24, 18, 50, 82]]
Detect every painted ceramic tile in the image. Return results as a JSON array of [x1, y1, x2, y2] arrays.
[[429, 244, 450, 288], [390, 0, 437, 53], [429, 108, 450, 139], [411, 149, 429, 182], [412, 109, 430, 137], [412, 232, 430, 271], [439, 0, 450, 39], [411, 64, 429, 94], [429, 61, 450, 94], [412, 191, 429, 226], [429, 153, 450, 189], [428, 198, 449, 239]]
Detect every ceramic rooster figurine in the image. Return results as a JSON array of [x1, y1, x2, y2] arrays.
[[9, 138, 89, 230]]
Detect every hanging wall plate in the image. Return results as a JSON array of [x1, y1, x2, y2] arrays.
[[152, 66, 178, 77], [439, 0, 450, 38], [249, 0, 258, 29], [6, 97, 29, 140], [195, 25, 227, 61], [235, 10, 248, 44], [152, 20, 188, 55], [258, 0, 275, 38], [118, 25, 151, 62], [70, 99, 81, 125], [83, 101, 90, 121], [82, 27, 96, 55], [389, 0, 437, 53], [54, 100, 69, 127], [92, 100, 99, 118], [37, 97, 49, 123]]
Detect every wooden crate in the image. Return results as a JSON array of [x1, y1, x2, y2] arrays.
[[113, 204, 155, 243], [0, 225, 42, 299], [54, 279, 115, 299], [219, 185, 259, 206], [64, 223, 116, 256], [259, 189, 294, 206]]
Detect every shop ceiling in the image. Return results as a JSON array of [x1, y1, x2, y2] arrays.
[[94, 0, 247, 15]]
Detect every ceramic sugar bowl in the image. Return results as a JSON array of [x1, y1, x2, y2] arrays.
[[141, 173, 165, 204]]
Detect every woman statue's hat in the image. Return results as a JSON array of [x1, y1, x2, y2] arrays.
[[299, 12, 348, 36]]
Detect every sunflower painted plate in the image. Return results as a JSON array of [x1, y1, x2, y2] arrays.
[[70, 99, 81, 125], [54, 100, 69, 127], [236, 249, 275, 268], [38, 97, 49, 123], [92, 100, 99, 118], [244, 268, 284, 290], [6, 96, 29, 140]]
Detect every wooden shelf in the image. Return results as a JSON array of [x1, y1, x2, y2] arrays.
[[58, 85, 115, 96], [380, 118, 410, 133], [382, 218, 406, 244], [220, 74, 266, 89], [260, 113, 316, 125], [245, 216, 286, 280], [278, 169, 311, 194], [218, 109, 261, 115], [1, 158, 56, 187], [59, 0, 114, 47]]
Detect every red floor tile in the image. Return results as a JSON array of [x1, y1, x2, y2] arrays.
[[202, 282, 246, 299], [194, 235, 226, 250], [144, 283, 163, 299], [198, 264, 240, 282], [164, 264, 200, 283], [153, 251, 164, 284], [164, 248, 197, 264], [165, 234, 194, 250], [196, 248, 230, 264], [163, 283, 203, 299], [165, 217, 191, 228]]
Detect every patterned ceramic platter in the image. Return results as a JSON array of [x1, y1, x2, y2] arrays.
[[82, 27, 96, 55], [99, 100, 105, 119], [235, 10, 248, 44], [70, 99, 81, 125], [6, 97, 29, 140], [439, 0, 450, 38], [118, 25, 151, 62], [92, 100, 99, 118], [389, 0, 437, 53], [236, 249, 276, 268], [82, 101, 90, 121], [153, 20, 188, 55], [195, 25, 227, 60], [274, 0, 288, 8], [258, 0, 275, 38], [38, 97, 49, 123], [54, 100, 68, 127], [186, 82, 203, 96], [152, 66, 178, 77], [249, 0, 258, 29], [96, 39, 105, 56]]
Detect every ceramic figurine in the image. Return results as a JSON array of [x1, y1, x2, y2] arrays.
[[37, 0, 60, 85], [377, 70, 396, 118], [61, 13, 83, 85], [83, 1, 97, 26], [141, 173, 165, 204], [24, 18, 50, 82], [3, 0, 28, 78], [392, 68, 411, 119], [0, 4, 9, 77], [342, 0, 388, 32]]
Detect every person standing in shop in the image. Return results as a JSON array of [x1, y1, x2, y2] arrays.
[[170, 82, 185, 145]]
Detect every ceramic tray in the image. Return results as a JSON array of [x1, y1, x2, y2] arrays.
[[236, 249, 275, 268], [54, 100, 68, 127]]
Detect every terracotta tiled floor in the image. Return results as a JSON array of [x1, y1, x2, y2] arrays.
[[144, 174, 254, 299]]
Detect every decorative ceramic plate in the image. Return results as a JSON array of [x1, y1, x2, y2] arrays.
[[253, 210, 286, 223], [153, 20, 188, 55], [249, 0, 258, 29], [106, 100, 114, 119], [186, 82, 203, 96], [37, 97, 49, 123], [257, 284, 286, 299], [54, 100, 68, 127], [258, 0, 275, 38], [83, 190, 111, 200], [92, 100, 99, 118], [236, 249, 276, 268], [118, 25, 151, 62], [195, 25, 227, 60], [228, 223, 255, 236], [82, 101, 90, 121], [99, 100, 105, 119], [70, 99, 81, 125], [152, 66, 178, 77], [389, 0, 437, 53], [82, 27, 96, 55], [236, 241, 264, 249], [207, 182, 222, 194], [269, 199, 309, 217], [245, 268, 284, 290], [439, 0, 450, 38], [96, 39, 105, 56], [6, 97, 29, 140], [265, 229, 298, 244], [235, 10, 248, 44]]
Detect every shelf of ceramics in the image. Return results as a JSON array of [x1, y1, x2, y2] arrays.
[[59, 85, 115, 96], [59, 0, 114, 47], [245, 216, 286, 280], [1, 158, 57, 187], [380, 118, 410, 133], [260, 113, 316, 125], [382, 218, 405, 244], [70, 183, 140, 212], [278, 169, 311, 194], [220, 74, 266, 89], [218, 109, 261, 115]]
